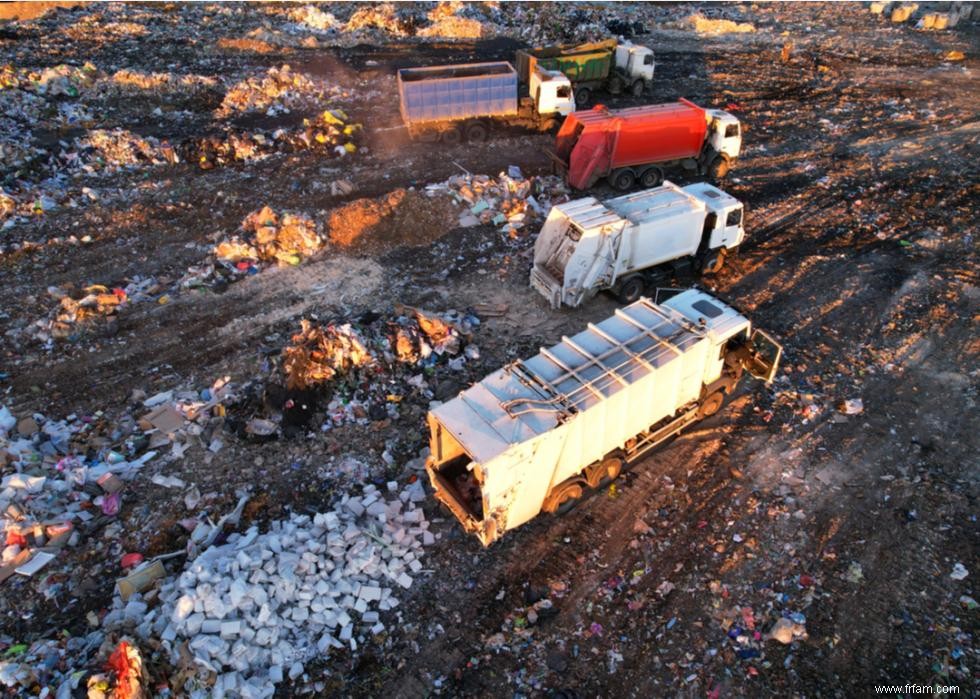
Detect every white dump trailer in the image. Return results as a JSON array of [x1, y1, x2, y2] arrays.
[[531, 181, 745, 309], [425, 290, 782, 545]]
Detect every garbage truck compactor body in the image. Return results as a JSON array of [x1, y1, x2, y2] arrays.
[[553, 99, 742, 190], [397, 61, 575, 143], [425, 290, 782, 546], [531, 181, 745, 308]]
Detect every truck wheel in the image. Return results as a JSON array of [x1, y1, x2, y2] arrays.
[[640, 167, 664, 188], [543, 480, 584, 514], [698, 392, 724, 418], [611, 168, 635, 191], [630, 80, 645, 97], [575, 87, 591, 107], [442, 127, 462, 146], [586, 456, 623, 489], [617, 275, 645, 304], [708, 156, 730, 180], [465, 122, 488, 142], [702, 248, 727, 274]]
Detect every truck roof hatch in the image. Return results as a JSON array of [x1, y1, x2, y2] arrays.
[[663, 290, 748, 338]]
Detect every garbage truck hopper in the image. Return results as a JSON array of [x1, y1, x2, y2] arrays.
[[425, 290, 781, 545]]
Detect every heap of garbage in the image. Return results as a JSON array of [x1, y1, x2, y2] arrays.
[[105, 482, 434, 697], [0, 378, 238, 591], [217, 64, 346, 118], [29, 284, 127, 344], [431, 167, 570, 239], [215, 206, 324, 269]]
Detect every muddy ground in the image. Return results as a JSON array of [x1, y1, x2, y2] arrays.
[[1, 2, 978, 697]]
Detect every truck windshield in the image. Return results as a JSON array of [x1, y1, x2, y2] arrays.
[[725, 124, 740, 138], [726, 208, 742, 227], [557, 85, 571, 98]]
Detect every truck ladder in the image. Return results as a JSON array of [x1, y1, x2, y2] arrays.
[[625, 405, 701, 463]]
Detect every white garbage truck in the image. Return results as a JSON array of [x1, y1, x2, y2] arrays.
[[425, 290, 782, 546], [530, 181, 745, 309]]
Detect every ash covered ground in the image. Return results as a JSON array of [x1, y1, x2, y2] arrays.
[[0, 2, 977, 697]]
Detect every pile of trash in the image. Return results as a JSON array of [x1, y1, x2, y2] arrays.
[[430, 167, 570, 239], [0, 377, 239, 588], [76, 128, 179, 172], [186, 109, 360, 171], [417, 1, 489, 39], [0, 635, 149, 697], [29, 284, 127, 344], [215, 206, 324, 269], [217, 64, 346, 118], [281, 305, 472, 394], [684, 12, 756, 34], [287, 5, 341, 34], [106, 482, 434, 696], [345, 3, 423, 36], [282, 321, 375, 391], [88, 68, 220, 102]]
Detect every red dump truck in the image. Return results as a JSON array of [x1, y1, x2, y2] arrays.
[[552, 99, 743, 191]]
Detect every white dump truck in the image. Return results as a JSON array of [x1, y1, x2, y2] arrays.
[[425, 290, 782, 546], [531, 181, 745, 309]]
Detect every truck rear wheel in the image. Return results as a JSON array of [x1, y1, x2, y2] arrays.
[[698, 392, 724, 418], [442, 127, 462, 145], [465, 122, 488, 142], [708, 156, 730, 180], [631, 80, 645, 97], [586, 456, 623, 489], [617, 275, 645, 304], [543, 480, 584, 514], [611, 168, 635, 191], [640, 167, 664, 188]]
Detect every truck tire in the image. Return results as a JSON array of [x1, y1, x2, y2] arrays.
[[442, 127, 462, 145], [617, 275, 645, 304], [586, 455, 623, 489], [575, 87, 592, 107], [543, 480, 584, 514], [702, 248, 727, 274], [630, 79, 645, 97], [697, 392, 724, 418], [611, 168, 635, 191], [640, 167, 664, 188], [465, 122, 488, 142], [708, 155, 730, 180]]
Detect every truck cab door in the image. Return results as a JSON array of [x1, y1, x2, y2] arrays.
[[747, 329, 782, 383]]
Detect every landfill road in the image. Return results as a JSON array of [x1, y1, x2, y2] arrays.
[[0, 2, 977, 697]]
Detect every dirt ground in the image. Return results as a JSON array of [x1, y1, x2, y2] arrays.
[[0, 2, 977, 697]]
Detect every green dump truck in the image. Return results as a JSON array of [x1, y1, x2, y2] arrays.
[[515, 39, 655, 106]]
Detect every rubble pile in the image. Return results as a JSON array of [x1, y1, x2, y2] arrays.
[[89, 68, 220, 102], [216, 64, 345, 118], [325, 187, 459, 252], [215, 206, 323, 269], [109, 482, 434, 696]]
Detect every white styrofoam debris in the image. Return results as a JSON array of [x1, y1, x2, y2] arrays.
[[111, 486, 432, 695]]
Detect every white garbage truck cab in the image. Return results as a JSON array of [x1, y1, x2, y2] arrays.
[[425, 290, 782, 545], [530, 181, 745, 309], [706, 109, 742, 168], [615, 41, 656, 84], [529, 66, 576, 116]]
